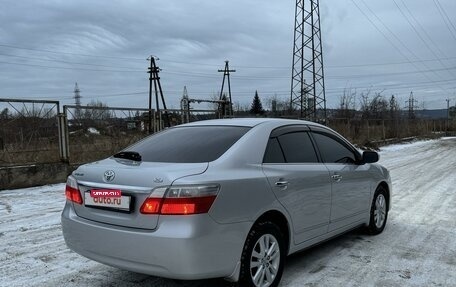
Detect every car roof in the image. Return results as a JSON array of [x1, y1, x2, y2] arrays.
[[180, 118, 323, 128]]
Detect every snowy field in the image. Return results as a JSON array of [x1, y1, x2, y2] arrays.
[[1, 137, 455, 287]]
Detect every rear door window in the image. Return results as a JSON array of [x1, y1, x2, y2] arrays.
[[275, 132, 319, 163], [278, 132, 319, 163], [263, 138, 285, 163]]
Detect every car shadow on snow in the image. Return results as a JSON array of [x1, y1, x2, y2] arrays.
[[281, 228, 372, 283]]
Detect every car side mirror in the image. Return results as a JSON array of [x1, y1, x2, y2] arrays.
[[362, 151, 379, 164]]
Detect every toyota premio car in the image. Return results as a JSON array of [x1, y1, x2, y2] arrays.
[[61, 118, 391, 287]]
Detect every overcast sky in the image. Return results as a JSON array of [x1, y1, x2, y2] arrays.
[[1, 0, 455, 111]]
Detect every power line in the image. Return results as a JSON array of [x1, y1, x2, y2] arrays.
[[4, 56, 455, 81], [0, 60, 143, 73], [164, 66, 456, 80], [2, 42, 456, 71], [350, 0, 417, 67], [20, 77, 456, 101], [19, 91, 149, 101], [391, 0, 456, 78], [163, 66, 456, 81], [0, 43, 145, 61], [0, 52, 142, 69], [78, 91, 148, 98], [327, 65, 456, 79], [4, 79, 455, 104], [432, 0, 456, 42], [326, 56, 456, 69], [352, 0, 450, 93], [399, 0, 456, 79], [358, 0, 452, 92], [358, 0, 427, 64], [399, 0, 452, 60]]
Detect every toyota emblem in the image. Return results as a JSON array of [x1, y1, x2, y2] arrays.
[[103, 170, 115, 182]]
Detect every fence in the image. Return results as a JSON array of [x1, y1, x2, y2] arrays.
[[1, 97, 454, 167], [0, 99, 60, 166], [62, 105, 152, 163], [328, 118, 454, 146], [62, 106, 219, 164]]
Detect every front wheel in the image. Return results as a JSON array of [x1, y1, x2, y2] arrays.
[[238, 221, 286, 287], [367, 186, 389, 235]]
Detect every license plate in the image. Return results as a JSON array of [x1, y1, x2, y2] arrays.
[[84, 191, 131, 211]]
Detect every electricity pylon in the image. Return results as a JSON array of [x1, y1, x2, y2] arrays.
[[290, 0, 326, 122]]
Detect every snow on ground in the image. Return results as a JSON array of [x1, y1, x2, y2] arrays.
[[88, 127, 100, 135], [379, 138, 438, 152], [1, 138, 455, 287]]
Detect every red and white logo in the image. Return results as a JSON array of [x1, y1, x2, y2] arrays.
[[90, 189, 121, 198]]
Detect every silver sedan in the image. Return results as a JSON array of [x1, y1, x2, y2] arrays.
[[61, 118, 391, 287]]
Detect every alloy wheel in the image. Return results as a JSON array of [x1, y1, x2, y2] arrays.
[[374, 194, 387, 228], [250, 234, 281, 287]]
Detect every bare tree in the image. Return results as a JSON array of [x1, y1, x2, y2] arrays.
[[0, 108, 11, 120], [369, 94, 389, 119], [359, 89, 372, 119], [82, 100, 113, 121], [336, 88, 357, 118]]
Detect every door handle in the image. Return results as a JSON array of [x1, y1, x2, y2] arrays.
[[331, 174, 342, 182], [275, 181, 289, 190]]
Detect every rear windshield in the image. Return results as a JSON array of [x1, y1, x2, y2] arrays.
[[125, 126, 250, 163]]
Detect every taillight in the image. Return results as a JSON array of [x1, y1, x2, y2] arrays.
[[65, 176, 83, 204], [140, 198, 162, 214], [161, 196, 216, 215], [140, 185, 219, 215]]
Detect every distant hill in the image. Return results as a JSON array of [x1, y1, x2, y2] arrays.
[[415, 109, 448, 119], [326, 108, 449, 119]]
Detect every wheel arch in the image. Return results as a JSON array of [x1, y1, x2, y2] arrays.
[[253, 210, 291, 254], [377, 181, 390, 209]]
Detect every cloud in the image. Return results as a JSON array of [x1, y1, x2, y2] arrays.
[[0, 0, 455, 110]]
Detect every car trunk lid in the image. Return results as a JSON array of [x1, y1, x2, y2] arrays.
[[71, 158, 208, 230]]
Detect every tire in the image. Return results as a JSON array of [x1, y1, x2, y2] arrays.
[[366, 186, 389, 235], [237, 221, 286, 287]]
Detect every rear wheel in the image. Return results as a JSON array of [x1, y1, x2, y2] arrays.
[[238, 221, 286, 287], [367, 186, 388, 235]]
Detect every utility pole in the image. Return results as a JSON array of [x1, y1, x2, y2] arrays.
[[290, 0, 326, 122], [218, 61, 236, 117], [147, 56, 169, 132], [147, 59, 153, 133]]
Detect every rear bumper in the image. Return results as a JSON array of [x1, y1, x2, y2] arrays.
[[61, 202, 250, 280]]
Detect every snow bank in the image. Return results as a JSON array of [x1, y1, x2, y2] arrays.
[[379, 138, 437, 153], [87, 127, 100, 135]]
